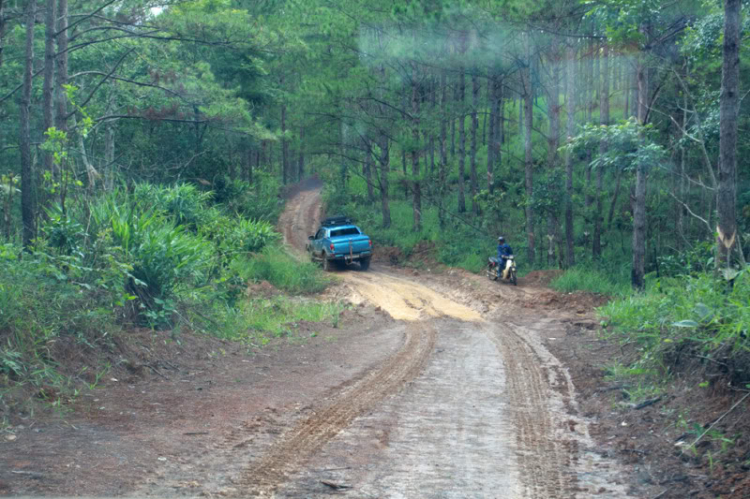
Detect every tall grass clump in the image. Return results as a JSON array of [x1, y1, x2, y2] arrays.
[[550, 267, 631, 296], [231, 247, 331, 294]]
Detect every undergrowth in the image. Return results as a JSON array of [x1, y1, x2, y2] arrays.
[[0, 176, 333, 404], [599, 268, 750, 388], [550, 266, 631, 296]]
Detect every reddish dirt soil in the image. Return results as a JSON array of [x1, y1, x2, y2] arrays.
[[3, 178, 747, 498]]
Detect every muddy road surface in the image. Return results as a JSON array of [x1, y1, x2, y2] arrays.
[[3, 178, 635, 498], [263, 179, 633, 498]]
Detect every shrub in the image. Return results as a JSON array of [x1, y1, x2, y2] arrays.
[[599, 269, 750, 383], [133, 183, 213, 230]]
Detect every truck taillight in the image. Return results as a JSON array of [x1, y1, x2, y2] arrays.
[[368, 239, 372, 247], [330, 243, 335, 252]]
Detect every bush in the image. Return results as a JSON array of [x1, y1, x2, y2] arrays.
[[599, 268, 750, 383], [0, 243, 122, 383], [133, 183, 213, 230]]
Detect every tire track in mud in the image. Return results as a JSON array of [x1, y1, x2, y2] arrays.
[[238, 322, 437, 496], [490, 322, 574, 498]]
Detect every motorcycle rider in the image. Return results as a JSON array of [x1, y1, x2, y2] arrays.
[[497, 236, 514, 278]]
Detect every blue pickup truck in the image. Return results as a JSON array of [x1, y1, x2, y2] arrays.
[[306, 216, 373, 271]]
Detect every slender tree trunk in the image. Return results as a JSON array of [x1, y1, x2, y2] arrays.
[[411, 73, 421, 230], [439, 70, 448, 228], [547, 51, 562, 266], [281, 103, 288, 184], [487, 75, 496, 193], [55, 0, 68, 204], [0, 0, 6, 69], [458, 67, 467, 213], [523, 34, 535, 264], [364, 139, 374, 204], [607, 167, 623, 230], [717, 0, 740, 266], [451, 81, 457, 159], [429, 75, 436, 176], [593, 43, 609, 259], [42, 0, 56, 190], [632, 59, 648, 290], [676, 93, 687, 248], [378, 134, 391, 228], [470, 71, 479, 215], [20, 0, 36, 247], [565, 45, 576, 267], [298, 127, 305, 181]]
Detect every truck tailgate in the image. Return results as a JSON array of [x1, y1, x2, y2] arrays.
[[331, 235, 370, 255]]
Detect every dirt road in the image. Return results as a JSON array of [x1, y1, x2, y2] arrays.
[[2, 178, 635, 498], [266, 179, 633, 497]]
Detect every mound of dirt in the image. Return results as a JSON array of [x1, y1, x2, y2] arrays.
[[523, 269, 563, 286], [246, 280, 280, 298]]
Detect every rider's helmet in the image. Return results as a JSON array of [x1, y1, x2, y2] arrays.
[[498, 236, 505, 243]]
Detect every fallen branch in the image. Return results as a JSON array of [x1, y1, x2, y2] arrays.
[[632, 397, 662, 410], [686, 392, 750, 452]]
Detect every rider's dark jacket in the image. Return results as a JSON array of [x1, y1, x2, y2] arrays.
[[497, 243, 513, 260]]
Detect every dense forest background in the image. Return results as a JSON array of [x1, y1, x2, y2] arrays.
[[0, 0, 748, 403]]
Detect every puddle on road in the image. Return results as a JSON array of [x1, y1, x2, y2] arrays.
[[341, 272, 483, 322]]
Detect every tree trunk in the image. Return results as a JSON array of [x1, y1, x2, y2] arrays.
[[451, 81, 456, 159], [411, 73, 421, 231], [717, 0, 740, 266], [546, 50, 562, 267], [439, 70, 448, 228], [607, 167, 622, 230], [20, 0, 36, 248], [429, 75, 436, 176], [470, 71, 479, 215], [364, 139, 374, 204], [281, 104, 288, 184], [378, 134, 391, 228], [54, 0, 69, 205], [42, 0, 56, 188], [523, 34, 535, 264], [458, 67, 467, 213], [0, 0, 6, 68], [487, 75, 496, 193], [298, 127, 305, 181], [565, 44, 576, 268], [593, 43, 609, 259], [632, 59, 648, 290]]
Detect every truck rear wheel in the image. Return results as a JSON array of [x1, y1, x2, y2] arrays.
[[360, 257, 371, 271]]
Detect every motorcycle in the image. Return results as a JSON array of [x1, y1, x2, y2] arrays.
[[487, 255, 517, 286]]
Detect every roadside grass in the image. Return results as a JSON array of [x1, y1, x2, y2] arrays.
[[231, 246, 332, 294], [213, 297, 346, 344], [550, 267, 631, 296]]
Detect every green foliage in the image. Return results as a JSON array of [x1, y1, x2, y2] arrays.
[[550, 267, 631, 296], [230, 246, 331, 294], [133, 183, 214, 230], [599, 268, 750, 382], [208, 297, 345, 343]]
